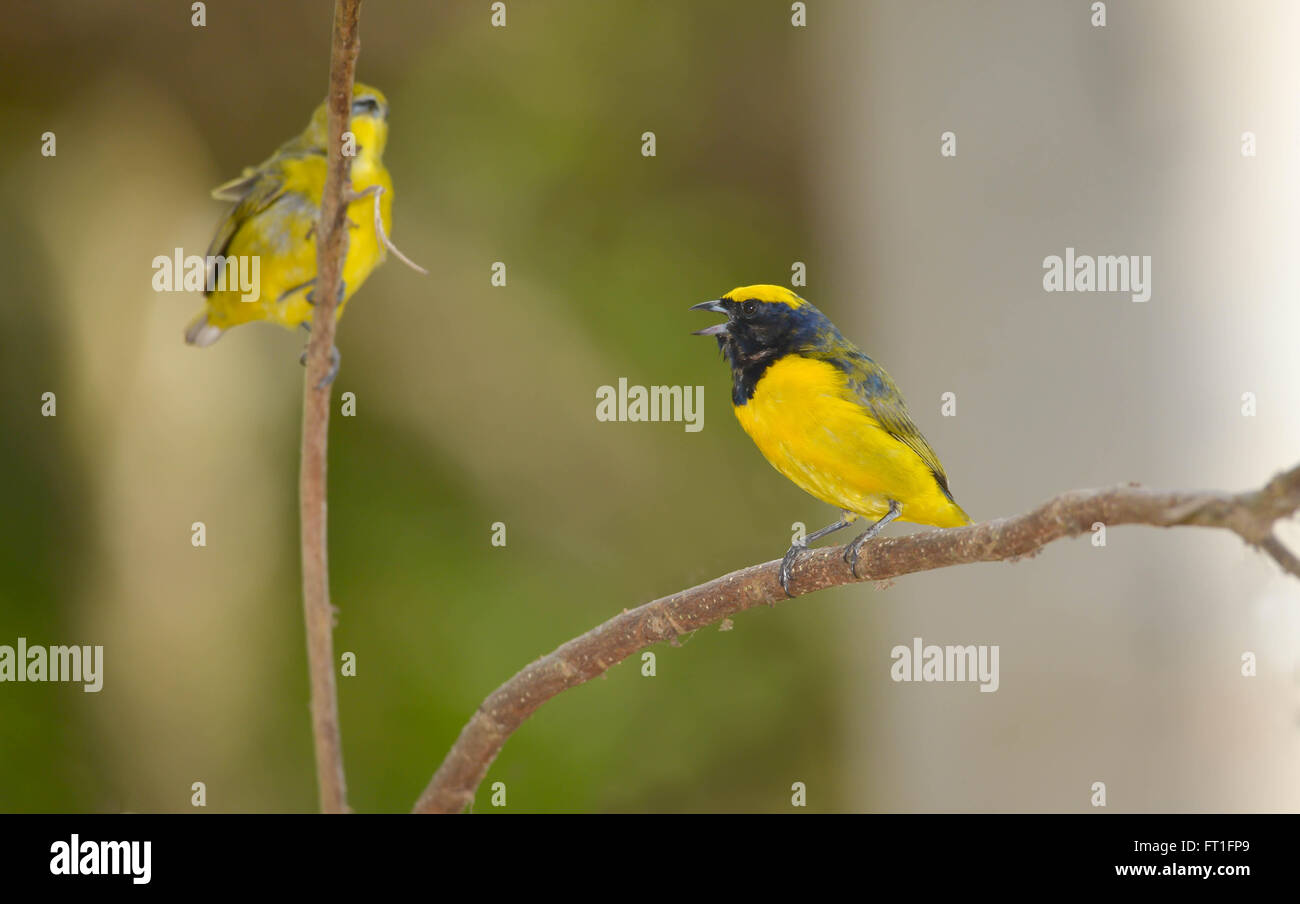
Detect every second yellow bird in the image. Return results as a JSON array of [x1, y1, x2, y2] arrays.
[[185, 83, 394, 351], [692, 285, 970, 594]]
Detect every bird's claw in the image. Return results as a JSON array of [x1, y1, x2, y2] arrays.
[[844, 536, 868, 578], [842, 501, 901, 579], [305, 279, 346, 307], [299, 344, 341, 389], [779, 543, 807, 599], [317, 345, 341, 389]]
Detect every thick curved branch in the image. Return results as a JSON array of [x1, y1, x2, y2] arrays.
[[300, 0, 362, 815], [412, 463, 1300, 813]]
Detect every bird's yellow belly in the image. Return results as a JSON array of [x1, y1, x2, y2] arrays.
[[733, 355, 964, 526]]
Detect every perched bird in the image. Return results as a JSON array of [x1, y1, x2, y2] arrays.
[[185, 82, 394, 379], [692, 285, 970, 594]]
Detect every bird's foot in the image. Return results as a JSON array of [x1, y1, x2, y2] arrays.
[[843, 501, 903, 578], [317, 345, 341, 388], [843, 533, 872, 579], [779, 542, 807, 599], [299, 344, 341, 389], [305, 279, 346, 306]]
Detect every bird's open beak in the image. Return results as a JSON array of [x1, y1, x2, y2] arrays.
[[690, 300, 729, 336]]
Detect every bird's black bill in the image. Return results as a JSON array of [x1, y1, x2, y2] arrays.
[[690, 300, 729, 336]]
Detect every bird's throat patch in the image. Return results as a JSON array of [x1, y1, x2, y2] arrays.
[[730, 353, 778, 406]]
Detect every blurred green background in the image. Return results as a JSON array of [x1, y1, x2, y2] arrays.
[[1, 1, 1298, 813]]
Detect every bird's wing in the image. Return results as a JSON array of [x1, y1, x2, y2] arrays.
[[840, 351, 956, 500], [210, 167, 261, 202], [209, 140, 317, 201], [204, 167, 287, 295]]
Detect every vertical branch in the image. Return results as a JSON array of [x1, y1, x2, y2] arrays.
[[300, 0, 363, 815]]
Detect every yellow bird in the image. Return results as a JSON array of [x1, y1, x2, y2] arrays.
[[185, 83, 394, 374], [692, 285, 970, 594]]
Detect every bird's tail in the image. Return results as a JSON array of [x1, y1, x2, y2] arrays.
[[932, 470, 972, 526], [185, 312, 224, 347], [948, 502, 973, 527]]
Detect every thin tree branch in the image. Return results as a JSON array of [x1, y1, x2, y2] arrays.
[[413, 462, 1300, 813], [300, 0, 363, 815]]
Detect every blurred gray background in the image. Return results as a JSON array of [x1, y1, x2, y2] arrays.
[[822, 0, 1300, 810]]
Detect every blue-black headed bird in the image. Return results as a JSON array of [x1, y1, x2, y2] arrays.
[[692, 284, 970, 594]]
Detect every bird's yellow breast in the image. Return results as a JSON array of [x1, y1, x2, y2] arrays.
[[733, 354, 967, 527]]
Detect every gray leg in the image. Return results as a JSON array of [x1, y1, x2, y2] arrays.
[[779, 513, 856, 598], [843, 500, 902, 577]]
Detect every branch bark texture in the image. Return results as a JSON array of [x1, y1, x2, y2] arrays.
[[413, 463, 1300, 813], [300, 0, 363, 815]]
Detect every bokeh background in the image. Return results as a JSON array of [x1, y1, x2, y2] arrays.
[[1, 0, 1297, 813]]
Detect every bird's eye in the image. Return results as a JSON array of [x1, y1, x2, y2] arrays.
[[741, 300, 758, 317], [351, 97, 381, 117]]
